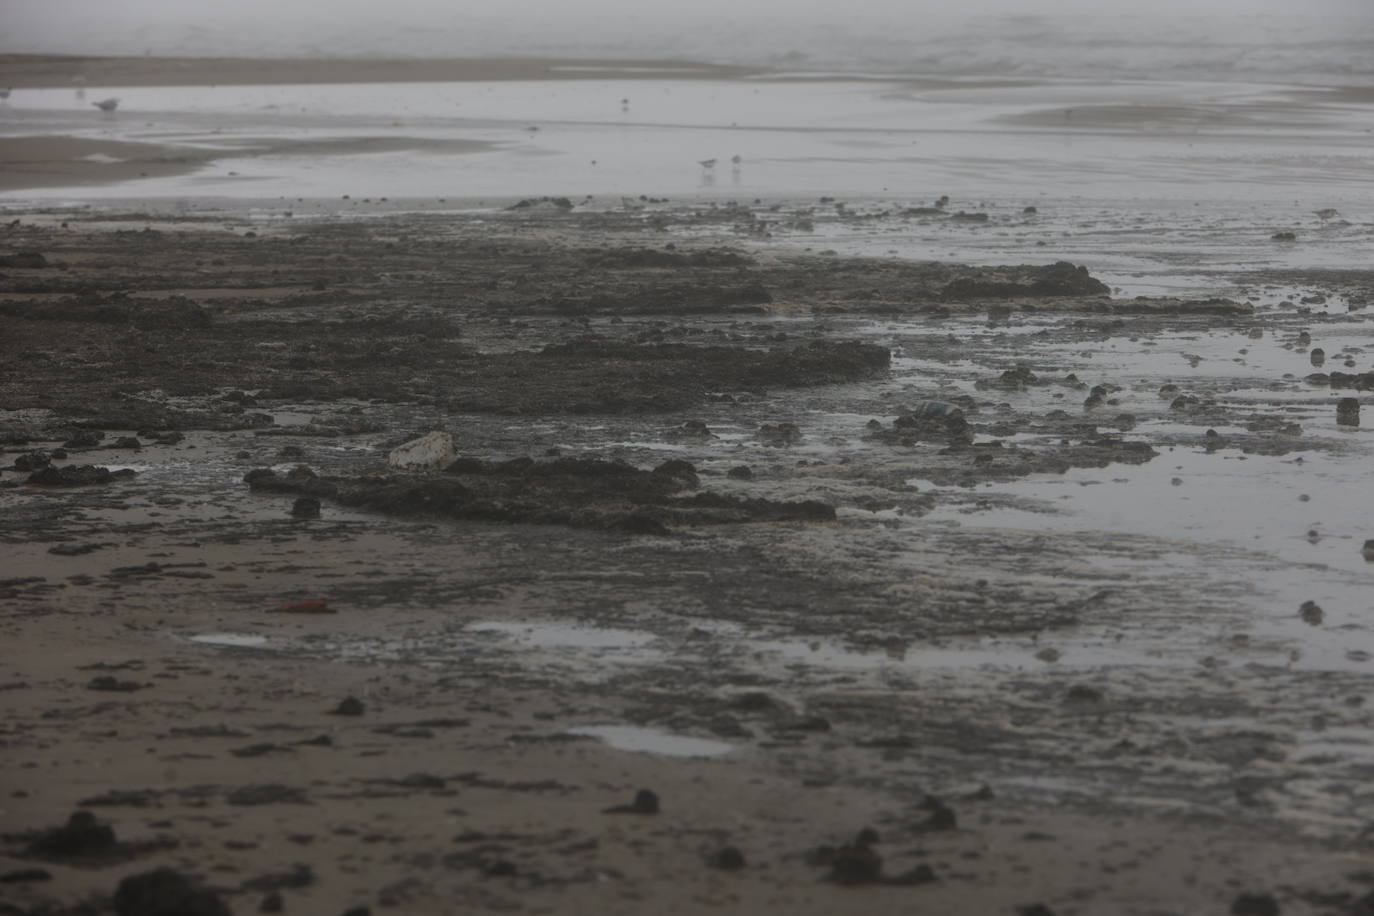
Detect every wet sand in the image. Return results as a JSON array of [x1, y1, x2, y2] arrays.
[[2, 199, 1374, 915], [0, 135, 499, 193]]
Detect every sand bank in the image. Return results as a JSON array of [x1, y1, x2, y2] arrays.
[[0, 135, 495, 193]]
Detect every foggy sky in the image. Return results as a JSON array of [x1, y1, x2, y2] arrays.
[[6, 0, 1372, 71]]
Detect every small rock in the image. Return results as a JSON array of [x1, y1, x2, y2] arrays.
[[1018, 906, 1058, 916], [1337, 398, 1360, 427], [226, 784, 308, 806], [708, 846, 746, 870], [114, 868, 231, 916], [1299, 601, 1324, 626], [603, 788, 659, 814], [887, 864, 938, 885], [1230, 892, 1280, 916], [290, 496, 321, 518], [86, 675, 146, 692], [275, 599, 332, 614], [0, 868, 53, 883], [1311, 348, 1326, 366], [259, 891, 284, 913], [1063, 684, 1104, 704], [329, 696, 365, 716], [387, 431, 456, 470], [829, 844, 883, 884], [25, 811, 116, 859], [727, 465, 754, 480], [917, 795, 957, 831]]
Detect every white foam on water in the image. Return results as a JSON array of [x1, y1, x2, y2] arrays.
[[186, 632, 270, 647], [566, 724, 734, 758]]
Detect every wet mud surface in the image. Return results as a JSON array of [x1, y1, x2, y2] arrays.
[[3, 202, 1374, 914]]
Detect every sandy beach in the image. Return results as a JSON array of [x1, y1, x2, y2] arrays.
[[3, 54, 1374, 916]]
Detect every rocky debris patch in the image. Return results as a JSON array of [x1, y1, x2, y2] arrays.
[[246, 456, 837, 534], [20, 811, 117, 860], [588, 246, 752, 269], [507, 196, 574, 211], [0, 251, 49, 268], [0, 291, 212, 329], [941, 261, 1108, 299], [547, 281, 773, 315], [26, 464, 136, 486]]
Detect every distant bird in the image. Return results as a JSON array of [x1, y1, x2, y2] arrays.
[[699, 158, 717, 170], [730, 154, 742, 166], [1314, 208, 1339, 221], [93, 97, 120, 113], [0, 87, 11, 101]]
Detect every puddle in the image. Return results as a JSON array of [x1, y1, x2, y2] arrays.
[[566, 725, 734, 758], [186, 632, 270, 648]]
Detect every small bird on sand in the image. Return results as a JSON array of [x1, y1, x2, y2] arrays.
[[93, 98, 120, 113], [1314, 208, 1339, 221]]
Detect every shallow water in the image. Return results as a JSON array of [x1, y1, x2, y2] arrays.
[[4, 75, 1372, 211]]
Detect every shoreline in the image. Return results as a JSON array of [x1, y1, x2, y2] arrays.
[[0, 54, 762, 90]]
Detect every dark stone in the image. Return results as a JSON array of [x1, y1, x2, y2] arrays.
[[241, 863, 314, 892], [1337, 398, 1360, 427], [604, 788, 659, 814], [1230, 892, 1280, 916], [829, 844, 883, 884], [887, 864, 938, 885], [0, 251, 48, 268], [112, 437, 142, 449], [708, 846, 746, 870], [917, 796, 957, 831], [27, 465, 125, 487], [0, 868, 52, 883], [48, 542, 106, 556], [226, 784, 309, 806], [12, 451, 51, 471], [114, 868, 231, 916], [25, 811, 116, 858], [1299, 600, 1324, 626], [1064, 684, 1104, 704], [329, 696, 365, 716], [727, 465, 754, 480], [259, 891, 284, 913], [757, 422, 803, 446], [1017, 906, 1058, 916], [290, 497, 321, 518], [86, 675, 146, 692], [482, 860, 518, 877], [1271, 231, 1297, 241]]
